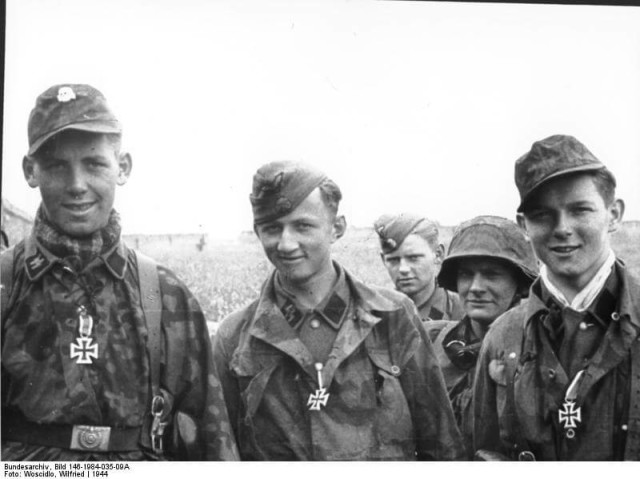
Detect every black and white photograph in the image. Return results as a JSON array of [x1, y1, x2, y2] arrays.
[[2, 0, 640, 473]]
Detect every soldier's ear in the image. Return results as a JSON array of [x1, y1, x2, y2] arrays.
[[332, 215, 347, 242], [116, 152, 132, 186], [434, 244, 445, 264], [23, 156, 39, 188], [607, 199, 625, 233]]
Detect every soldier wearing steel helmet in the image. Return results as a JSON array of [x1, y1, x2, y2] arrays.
[[1, 84, 238, 460], [212, 161, 465, 460], [423, 215, 537, 458], [374, 214, 464, 322], [473, 134, 639, 460]]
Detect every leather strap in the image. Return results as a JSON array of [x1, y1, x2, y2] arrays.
[[2, 413, 141, 452], [134, 250, 162, 450]]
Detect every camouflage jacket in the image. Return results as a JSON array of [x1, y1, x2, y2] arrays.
[[1, 235, 238, 461], [212, 266, 465, 460], [416, 287, 464, 323], [473, 261, 640, 460], [424, 318, 480, 459]]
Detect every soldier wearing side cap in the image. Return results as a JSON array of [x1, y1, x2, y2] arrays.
[[374, 214, 464, 322], [212, 161, 465, 460], [1, 84, 238, 460], [473, 134, 640, 460], [423, 216, 537, 458]]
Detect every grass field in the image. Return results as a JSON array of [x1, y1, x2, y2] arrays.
[[137, 223, 640, 329]]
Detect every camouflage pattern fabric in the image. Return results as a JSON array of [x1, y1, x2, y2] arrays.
[[424, 318, 483, 459], [212, 264, 465, 460], [1, 235, 238, 461], [473, 261, 640, 460], [416, 287, 464, 322]]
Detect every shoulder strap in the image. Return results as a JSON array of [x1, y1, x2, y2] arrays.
[[1, 246, 17, 321], [133, 250, 165, 453], [134, 250, 162, 395]]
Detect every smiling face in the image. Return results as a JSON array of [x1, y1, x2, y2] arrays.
[[381, 233, 443, 302], [456, 257, 520, 326], [255, 188, 345, 288], [23, 130, 131, 238], [518, 173, 624, 297]]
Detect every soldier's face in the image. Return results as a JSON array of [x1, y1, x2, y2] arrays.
[[518, 174, 624, 295], [456, 258, 519, 326], [382, 234, 442, 298], [23, 130, 131, 238], [255, 188, 345, 287]]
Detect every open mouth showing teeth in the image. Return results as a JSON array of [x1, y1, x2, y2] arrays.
[[551, 246, 578, 253], [64, 203, 94, 212]]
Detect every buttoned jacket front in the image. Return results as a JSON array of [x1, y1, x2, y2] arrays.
[[212, 266, 464, 461]]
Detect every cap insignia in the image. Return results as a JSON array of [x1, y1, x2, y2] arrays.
[[57, 86, 76, 103]]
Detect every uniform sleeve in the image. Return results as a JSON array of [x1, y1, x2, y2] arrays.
[[157, 267, 239, 460], [210, 314, 243, 451], [471, 332, 503, 457], [395, 302, 466, 460]]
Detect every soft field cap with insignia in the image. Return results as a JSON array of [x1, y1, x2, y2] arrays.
[[515, 134, 611, 212], [374, 213, 435, 254], [250, 161, 328, 225], [438, 215, 538, 292], [27, 84, 122, 156]]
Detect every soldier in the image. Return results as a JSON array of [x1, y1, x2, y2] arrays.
[[374, 213, 464, 322], [473, 134, 639, 460], [1, 84, 238, 460], [212, 161, 465, 460], [424, 216, 537, 457]]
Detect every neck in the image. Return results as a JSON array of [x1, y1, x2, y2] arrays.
[[547, 249, 611, 303], [411, 280, 436, 309], [278, 262, 338, 309], [469, 317, 490, 340]]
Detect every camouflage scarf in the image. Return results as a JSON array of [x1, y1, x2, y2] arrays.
[[33, 205, 122, 268]]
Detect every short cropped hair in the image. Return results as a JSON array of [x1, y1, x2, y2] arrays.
[[589, 168, 616, 206], [318, 178, 342, 217]]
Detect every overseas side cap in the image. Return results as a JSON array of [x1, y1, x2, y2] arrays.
[[438, 215, 538, 292], [374, 213, 437, 254], [250, 161, 328, 225], [28, 84, 121, 156], [515, 134, 611, 212]]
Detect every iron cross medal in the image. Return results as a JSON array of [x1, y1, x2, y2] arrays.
[[308, 362, 329, 411], [558, 369, 585, 439], [70, 305, 98, 364]]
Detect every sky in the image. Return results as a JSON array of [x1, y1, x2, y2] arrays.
[[3, 0, 640, 239]]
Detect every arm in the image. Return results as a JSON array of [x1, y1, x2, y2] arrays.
[[158, 267, 239, 460]]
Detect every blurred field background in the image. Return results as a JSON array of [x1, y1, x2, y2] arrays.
[[129, 221, 640, 332]]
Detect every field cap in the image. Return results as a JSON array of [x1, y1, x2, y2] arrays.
[[438, 215, 538, 292], [515, 134, 609, 212], [28, 84, 122, 156], [250, 160, 328, 225], [374, 213, 438, 254]]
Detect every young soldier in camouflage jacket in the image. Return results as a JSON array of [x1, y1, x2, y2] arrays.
[[212, 161, 465, 460], [1, 84, 238, 460]]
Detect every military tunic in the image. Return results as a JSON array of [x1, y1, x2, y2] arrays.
[[473, 261, 640, 460], [416, 287, 464, 322], [212, 264, 465, 460], [424, 318, 481, 459], [1, 235, 238, 460]]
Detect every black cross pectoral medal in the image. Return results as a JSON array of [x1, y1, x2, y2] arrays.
[[70, 306, 98, 364], [558, 369, 585, 439], [308, 362, 329, 411]]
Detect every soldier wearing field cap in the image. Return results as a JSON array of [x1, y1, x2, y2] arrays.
[[374, 213, 464, 322], [1, 84, 238, 460], [212, 161, 465, 460], [473, 134, 640, 461], [423, 215, 537, 458]]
